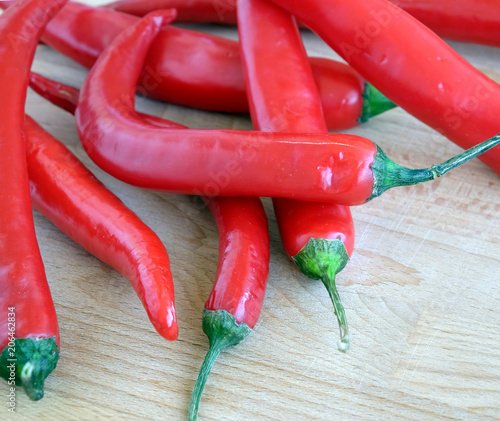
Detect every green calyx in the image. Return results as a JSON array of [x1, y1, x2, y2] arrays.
[[0, 337, 59, 401], [369, 133, 500, 201], [188, 309, 252, 421], [293, 238, 350, 352], [359, 82, 397, 123]]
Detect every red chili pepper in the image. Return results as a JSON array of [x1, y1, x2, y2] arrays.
[[0, 0, 68, 401], [269, 0, 500, 174], [30, 71, 269, 335], [0, 1, 395, 128], [106, 0, 500, 48], [29, 69, 351, 346], [237, 0, 353, 351], [272, 200, 354, 339], [201, 197, 269, 329], [28, 53, 270, 421], [24, 114, 178, 341], [74, 11, 500, 206], [188, 1, 356, 418], [189, 196, 270, 420]]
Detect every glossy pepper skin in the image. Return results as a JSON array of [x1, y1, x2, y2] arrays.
[[190, 2, 357, 418], [269, 0, 500, 174], [0, 0, 68, 401], [202, 201, 270, 328], [28, 53, 269, 327], [24, 115, 178, 341], [29, 48, 270, 421], [29, 71, 351, 352], [28, 54, 271, 364], [0, 1, 395, 127], [107, 0, 500, 48], [273, 200, 355, 260], [238, 0, 354, 351], [188, 196, 270, 420], [74, 11, 376, 205], [29, 71, 269, 345], [75, 10, 494, 205]]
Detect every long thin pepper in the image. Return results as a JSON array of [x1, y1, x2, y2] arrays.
[[0, 0, 68, 401]]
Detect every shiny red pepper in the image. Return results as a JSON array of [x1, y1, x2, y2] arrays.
[[237, 0, 354, 350], [189, 1, 357, 419], [30, 72, 269, 336], [0, 0, 68, 401], [29, 53, 270, 421], [74, 11, 498, 206], [0, 1, 395, 127], [269, 0, 500, 174], [29, 66, 349, 419], [189, 196, 270, 420], [106, 0, 500, 48], [24, 115, 178, 341], [201, 197, 269, 329]]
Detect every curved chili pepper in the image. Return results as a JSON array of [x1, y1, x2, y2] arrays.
[[28, 61, 269, 421], [237, 0, 353, 351], [74, 11, 500, 206], [190, 2, 357, 418], [106, 0, 500, 48], [0, 1, 395, 127], [0, 0, 68, 401], [24, 115, 178, 341], [189, 196, 269, 421], [30, 70, 352, 350], [269, 0, 500, 174]]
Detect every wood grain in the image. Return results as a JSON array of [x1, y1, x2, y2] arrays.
[[2, 1, 500, 419]]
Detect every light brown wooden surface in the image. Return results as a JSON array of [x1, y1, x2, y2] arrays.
[[2, 1, 500, 420]]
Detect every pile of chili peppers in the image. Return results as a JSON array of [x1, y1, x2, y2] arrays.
[[1, 0, 500, 418]]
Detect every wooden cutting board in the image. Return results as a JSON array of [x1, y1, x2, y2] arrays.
[[2, 1, 500, 419]]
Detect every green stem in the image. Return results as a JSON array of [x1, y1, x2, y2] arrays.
[[188, 339, 225, 421], [322, 271, 349, 352], [189, 309, 252, 421], [370, 133, 500, 200], [0, 337, 59, 401], [359, 82, 398, 123], [293, 238, 350, 351]]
